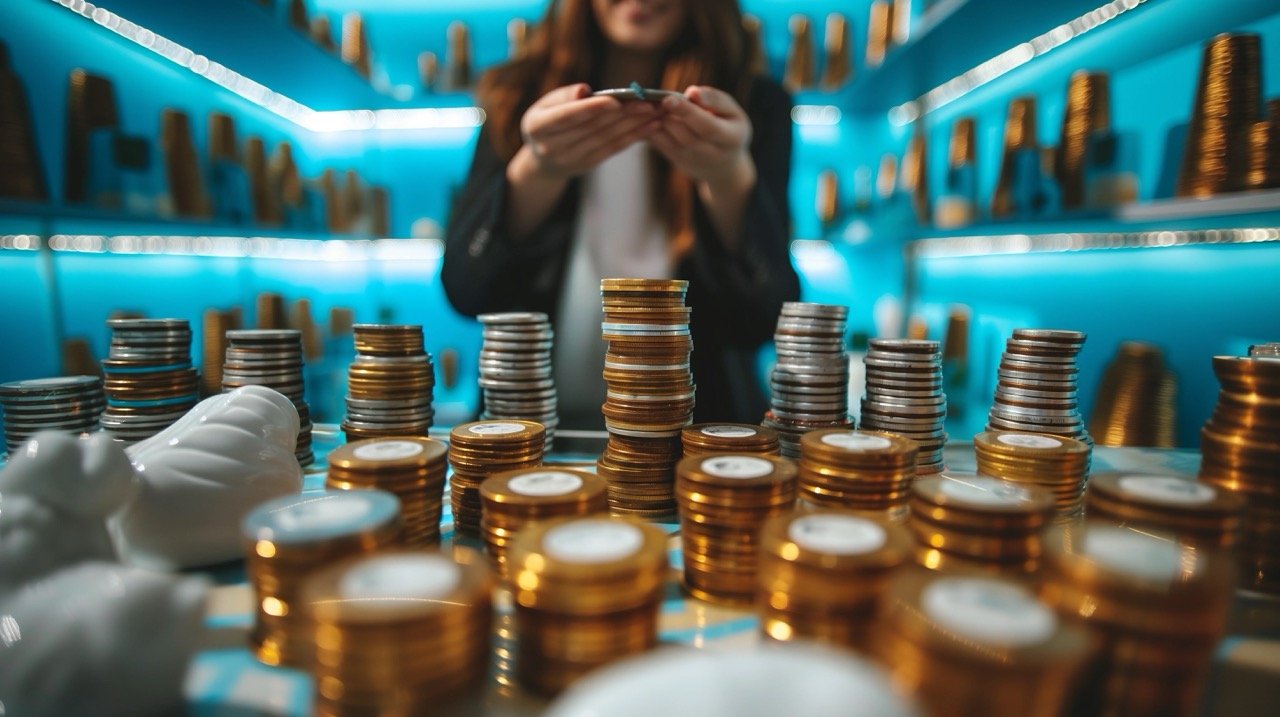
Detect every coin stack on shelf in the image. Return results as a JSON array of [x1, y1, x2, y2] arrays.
[[763, 302, 851, 458], [241, 489, 402, 668], [987, 329, 1090, 445], [1199, 348, 1280, 593], [200, 309, 231, 398], [681, 423, 780, 457], [596, 278, 694, 518], [326, 437, 448, 546], [676, 454, 797, 605], [480, 467, 608, 579], [1085, 472, 1242, 549], [509, 516, 667, 696], [301, 550, 493, 716], [909, 473, 1056, 576], [477, 312, 559, 447], [0, 376, 104, 454], [342, 324, 435, 442], [1089, 341, 1177, 448], [757, 510, 910, 653], [99, 318, 200, 445], [878, 571, 1091, 717], [222, 329, 314, 467], [860, 339, 948, 473], [974, 431, 1092, 519], [449, 420, 546, 538], [1056, 70, 1111, 210], [796, 429, 918, 518], [1177, 33, 1262, 197], [1039, 523, 1234, 716]]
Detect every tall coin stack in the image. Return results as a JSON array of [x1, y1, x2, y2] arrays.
[[987, 329, 1090, 445], [222, 329, 314, 467], [860, 339, 948, 473], [477, 312, 559, 447], [596, 278, 694, 518], [1089, 342, 1177, 448], [241, 490, 402, 668], [100, 318, 199, 444], [326, 437, 448, 546], [0, 376, 104, 454], [1056, 70, 1111, 210], [676, 454, 797, 605], [342, 324, 435, 441], [1177, 33, 1263, 197], [764, 302, 851, 458], [974, 431, 1091, 519], [302, 550, 493, 717], [1085, 473, 1242, 549], [757, 510, 910, 653], [480, 467, 608, 579], [449, 420, 546, 538], [1199, 348, 1280, 593], [909, 473, 1055, 576], [796, 429, 919, 518], [681, 423, 779, 457], [510, 516, 668, 696]]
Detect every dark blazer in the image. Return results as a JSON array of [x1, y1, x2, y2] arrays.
[[442, 76, 800, 424]]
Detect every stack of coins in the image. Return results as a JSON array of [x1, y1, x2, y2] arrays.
[[1085, 472, 1242, 549], [1056, 70, 1111, 210], [757, 510, 910, 653], [480, 467, 608, 579], [681, 423, 780, 457], [477, 312, 559, 446], [449, 420, 546, 538], [342, 324, 435, 441], [987, 329, 1090, 445], [241, 490, 402, 668], [1039, 523, 1234, 716], [222, 329, 313, 467], [974, 431, 1092, 519], [909, 473, 1055, 575], [302, 549, 492, 716], [860, 339, 947, 473], [676, 454, 797, 605], [200, 309, 231, 397], [1089, 341, 1177, 448], [878, 571, 1091, 717], [1199, 350, 1280, 593], [0, 376, 104, 454], [326, 437, 448, 546], [1177, 33, 1262, 197], [509, 516, 667, 696], [764, 302, 851, 458], [596, 278, 694, 517], [796, 429, 918, 518], [99, 318, 199, 444]]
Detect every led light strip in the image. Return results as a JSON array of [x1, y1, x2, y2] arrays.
[[1, 233, 444, 261], [908, 227, 1280, 259]]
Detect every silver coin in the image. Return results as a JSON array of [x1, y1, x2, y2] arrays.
[[1011, 329, 1086, 343], [478, 311, 550, 324], [868, 339, 939, 353], [108, 318, 190, 330], [226, 329, 301, 342], [780, 302, 848, 319]]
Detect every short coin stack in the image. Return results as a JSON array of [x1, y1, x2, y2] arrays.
[[301, 550, 493, 717], [757, 510, 910, 653], [676, 454, 797, 605], [681, 423, 780, 457], [222, 329, 313, 467], [974, 431, 1092, 519], [859, 339, 947, 473], [477, 312, 559, 446], [764, 302, 851, 458], [987, 329, 1090, 445], [1085, 472, 1243, 549], [99, 318, 200, 444], [796, 429, 918, 518], [241, 490, 402, 668], [326, 437, 448, 546], [509, 516, 668, 696], [909, 473, 1055, 576], [480, 467, 608, 579], [0, 376, 104, 454], [449, 420, 546, 538], [342, 324, 435, 442], [596, 278, 694, 517]]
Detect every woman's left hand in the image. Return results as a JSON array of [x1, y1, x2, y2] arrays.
[[650, 86, 756, 193]]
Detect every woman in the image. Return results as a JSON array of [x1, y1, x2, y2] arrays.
[[442, 0, 800, 427]]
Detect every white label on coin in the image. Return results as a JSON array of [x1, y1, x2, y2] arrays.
[[700, 456, 774, 479], [939, 476, 1032, 506], [701, 425, 757, 438], [789, 514, 886, 555], [275, 495, 372, 533], [468, 422, 525, 435], [339, 555, 460, 600], [544, 520, 643, 563], [821, 432, 892, 451], [996, 434, 1062, 449], [923, 577, 1056, 647], [1118, 475, 1215, 505], [509, 471, 583, 497], [353, 440, 424, 461], [1082, 526, 1187, 583]]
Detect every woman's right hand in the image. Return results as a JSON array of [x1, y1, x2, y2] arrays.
[[512, 84, 661, 182]]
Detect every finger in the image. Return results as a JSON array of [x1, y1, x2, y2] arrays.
[[646, 129, 680, 159], [685, 85, 745, 119], [557, 113, 655, 162], [662, 93, 721, 138], [659, 115, 700, 146], [528, 96, 624, 138], [535, 83, 593, 107]]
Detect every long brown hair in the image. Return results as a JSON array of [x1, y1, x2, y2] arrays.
[[478, 0, 755, 259]]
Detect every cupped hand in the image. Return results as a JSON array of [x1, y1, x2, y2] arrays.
[[649, 86, 756, 190], [517, 84, 662, 181]]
